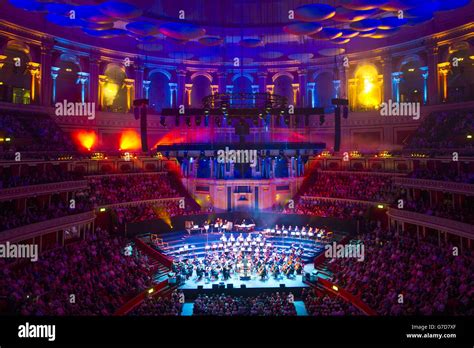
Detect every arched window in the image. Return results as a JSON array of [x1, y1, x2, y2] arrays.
[[274, 75, 294, 106], [191, 75, 211, 107], [103, 63, 127, 112], [447, 46, 474, 102], [314, 71, 334, 110], [399, 59, 424, 103], [351, 64, 382, 111], [0, 40, 32, 104], [55, 54, 82, 103], [149, 71, 170, 112]]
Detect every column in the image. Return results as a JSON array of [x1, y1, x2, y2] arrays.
[[40, 44, 53, 106], [381, 56, 392, 103], [420, 66, 429, 105], [177, 69, 186, 106], [185, 83, 192, 106], [168, 83, 177, 107], [27, 62, 41, 104], [251, 85, 259, 105], [307, 82, 315, 107], [50, 67, 60, 104], [258, 71, 267, 93], [333, 80, 341, 99], [89, 55, 100, 107], [298, 70, 307, 106], [134, 66, 144, 100], [291, 83, 299, 106], [391, 72, 403, 102], [217, 71, 226, 94], [124, 79, 134, 111], [98, 75, 107, 110], [427, 46, 439, 104], [438, 62, 450, 102], [226, 85, 234, 105], [76, 72, 89, 103], [143, 80, 151, 99]]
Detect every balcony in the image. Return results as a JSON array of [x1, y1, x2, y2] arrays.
[[0, 211, 96, 243], [393, 177, 474, 195], [387, 208, 474, 239], [0, 180, 88, 201]]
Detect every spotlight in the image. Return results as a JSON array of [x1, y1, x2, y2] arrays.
[[185, 116, 191, 127], [319, 114, 325, 125], [195, 115, 202, 126], [160, 116, 166, 127]]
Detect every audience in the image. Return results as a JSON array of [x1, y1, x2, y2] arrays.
[[193, 292, 297, 316], [0, 228, 153, 315], [330, 227, 474, 315], [301, 289, 362, 316], [130, 291, 183, 316]]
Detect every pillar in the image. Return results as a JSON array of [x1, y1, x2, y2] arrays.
[[427, 46, 439, 104], [40, 44, 53, 106], [77, 72, 89, 103], [27, 62, 41, 103], [98, 75, 107, 110], [392, 72, 403, 102], [420, 66, 429, 105], [307, 82, 315, 107], [51, 67, 60, 104], [143, 80, 151, 99], [438, 62, 450, 103], [217, 71, 226, 94], [298, 69, 307, 106], [124, 78, 134, 111], [134, 66, 144, 100], [89, 56, 100, 107], [177, 69, 186, 106], [333, 80, 341, 99], [381, 56, 392, 103], [258, 71, 267, 93]]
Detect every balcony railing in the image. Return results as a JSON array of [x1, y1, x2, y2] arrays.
[[387, 208, 474, 239], [0, 211, 96, 243], [0, 180, 88, 201], [393, 177, 474, 195]]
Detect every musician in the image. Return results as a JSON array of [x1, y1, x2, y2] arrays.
[[229, 233, 235, 242]]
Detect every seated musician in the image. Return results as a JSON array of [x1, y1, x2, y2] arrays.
[[288, 225, 292, 232], [275, 224, 279, 231], [220, 234, 227, 242], [214, 220, 219, 232], [295, 226, 299, 232], [229, 233, 235, 242], [246, 234, 252, 242], [238, 233, 244, 242]]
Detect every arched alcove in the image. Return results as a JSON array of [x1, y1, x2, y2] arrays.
[[149, 71, 171, 112]]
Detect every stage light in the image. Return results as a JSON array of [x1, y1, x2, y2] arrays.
[[160, 116, 166, 127], [5, 137, 11, 142], [408, 68, 415, 72], [147, 288, 154, 294], [332, 285, 339, 292], [467, 134, 473, 139], [99, 208, 106, 212], [377, 204, 385, 209]]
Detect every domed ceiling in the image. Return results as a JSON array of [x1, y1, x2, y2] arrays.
[[3, 0, 474, 64]]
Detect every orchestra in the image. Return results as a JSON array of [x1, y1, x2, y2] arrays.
[[171, 233, 305, 284]]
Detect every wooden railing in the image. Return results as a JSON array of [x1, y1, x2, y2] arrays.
[[388, 208, 474, 239], [0, 210, 96, 243], [97, 197, 183, 210], [0, 180, 88, 201], [393, 177, 474, 195], [300, 195, 386, 206]]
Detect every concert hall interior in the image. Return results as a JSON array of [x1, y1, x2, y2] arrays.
[[0, 0, 474, 320]]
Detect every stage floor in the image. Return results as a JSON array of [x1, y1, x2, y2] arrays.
[[177, 264, 315, 290]]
